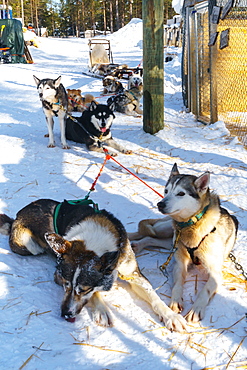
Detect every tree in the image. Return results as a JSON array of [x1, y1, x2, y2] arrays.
[[9, 0, 175, 37]]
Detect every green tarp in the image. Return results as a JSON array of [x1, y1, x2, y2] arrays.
[[0, 19, 26, 63]]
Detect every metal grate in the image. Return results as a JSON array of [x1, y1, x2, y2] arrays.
[[182, 0, 247, 147]]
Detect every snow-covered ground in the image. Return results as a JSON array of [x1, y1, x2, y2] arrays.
[[0, 19, 246, 370]]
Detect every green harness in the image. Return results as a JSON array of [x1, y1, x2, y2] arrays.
[[53, 196, 100, 234]]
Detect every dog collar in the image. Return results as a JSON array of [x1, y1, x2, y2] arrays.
[[175, 204, 209, 229], [128, 90, 137, 100]]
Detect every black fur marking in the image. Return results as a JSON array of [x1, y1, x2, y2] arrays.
[[168, 175, 200, 199], [65, 104, 114, 146]]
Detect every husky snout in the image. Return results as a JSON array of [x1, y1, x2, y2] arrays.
[[61, 291, 88, 322], [62, 309, 75, 323], [157, 199, 168, 214]]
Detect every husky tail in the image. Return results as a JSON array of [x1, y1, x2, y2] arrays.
[[0, 214, 14, 235]]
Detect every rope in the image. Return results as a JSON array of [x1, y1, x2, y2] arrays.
[[89, 152, 111, 194], [103, 148, 163, 198]]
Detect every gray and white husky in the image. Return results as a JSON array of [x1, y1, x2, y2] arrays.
[[107, 75, 143, 116], [33, 75, 70, 149], [129, 163, 238, 323]]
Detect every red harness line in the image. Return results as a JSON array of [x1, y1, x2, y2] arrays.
[[68, 92, 119, 108], [89, 148, 163, 198]]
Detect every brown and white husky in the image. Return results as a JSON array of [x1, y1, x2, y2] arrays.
[[0, 198, 186, 331]]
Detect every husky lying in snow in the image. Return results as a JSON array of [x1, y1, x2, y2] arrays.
[[129, 164, 238, 323], [107, 75, 143, 116], [0, 199, 187, 331], [65, 101, 132, 156]]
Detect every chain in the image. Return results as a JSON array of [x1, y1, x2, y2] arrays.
[[229, 252, 247, 281], [159, 230, 181, 279]]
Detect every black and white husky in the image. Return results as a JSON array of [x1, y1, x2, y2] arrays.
[[0, 199, 187, 331], [66, 101, 132, 155], [129, 164, 238, 323], [107, 75, 143, 116], [33, 75, 70, 149]]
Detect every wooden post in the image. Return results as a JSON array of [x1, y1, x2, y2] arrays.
[[142, 0, 164, 134]]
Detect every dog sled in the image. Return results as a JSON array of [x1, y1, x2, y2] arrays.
[[83, 38, 143, 80]]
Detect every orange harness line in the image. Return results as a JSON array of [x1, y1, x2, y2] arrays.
[[89, 148, 163, 198], [89, 152, 111, 192]]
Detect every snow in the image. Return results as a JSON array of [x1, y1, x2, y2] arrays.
[[172, 0, 184, 14], [0, 18, 247, 370]]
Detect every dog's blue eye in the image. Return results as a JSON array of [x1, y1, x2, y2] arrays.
[[177, 191, 185, 196]]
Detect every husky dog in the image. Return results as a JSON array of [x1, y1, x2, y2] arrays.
[[66, 101, 132, 155], [102, 75, 124, 95], [107, 75, 143, 116], [67, 90, 95, 113], [129, 164, 238, 323], [33, 75, 70, 149], [0, 199, 187, 331]]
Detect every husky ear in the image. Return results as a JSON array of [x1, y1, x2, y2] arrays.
[[100, 251, 119, 274], [89, 101, 98, 111], [54, 76, 62, 88], [45, 233, 71, 256], [194, 172, 210, 194], [168, 163, 179, 181], [108, 101, 115, 113], [33, 75, 40, 86]]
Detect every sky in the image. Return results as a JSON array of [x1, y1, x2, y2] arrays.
[[0, 18, 246, 370]]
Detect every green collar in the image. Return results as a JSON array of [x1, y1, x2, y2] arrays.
[[128, 90, 137, 100], [175, 204, 209, 229]]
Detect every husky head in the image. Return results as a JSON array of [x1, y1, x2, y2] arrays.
[[103, 75, 116, 88], [45, 233, 119, 322], [89, 101, 115, 133], [33, 75, 62, 102], [128, 74, 143, 90], [157, 163, 210, 222]]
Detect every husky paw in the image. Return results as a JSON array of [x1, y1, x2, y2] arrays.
[[62, 144, 70, 150], [108, 151, 117, 157], [169, 299, 184, 314], [122, 149, 132, 155], [47, 143, 55, 148], [163, 312, 187, 333], [91, 307, 114, 327], [185, 305, 205, 323]]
